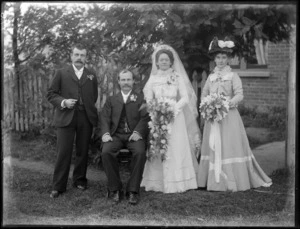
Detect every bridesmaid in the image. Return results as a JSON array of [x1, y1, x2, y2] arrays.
[[197, 37, 272, 192]]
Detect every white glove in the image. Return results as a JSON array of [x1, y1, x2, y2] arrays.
[[174, 103, 181, 117]]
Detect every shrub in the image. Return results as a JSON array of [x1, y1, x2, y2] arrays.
[[238, 104, 286, 142]]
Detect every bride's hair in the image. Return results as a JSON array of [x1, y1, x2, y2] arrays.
[[155, 49, 174, 66]]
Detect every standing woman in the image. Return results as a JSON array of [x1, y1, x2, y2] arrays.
[[141, 44, 201, 193], [197, 37, 272, 192]]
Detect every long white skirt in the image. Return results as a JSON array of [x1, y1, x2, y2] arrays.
[[141, 112, 198, 193]]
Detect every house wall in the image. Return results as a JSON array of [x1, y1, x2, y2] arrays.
[[240, 41, 291, 111]]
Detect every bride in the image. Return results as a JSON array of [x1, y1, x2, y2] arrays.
[[141, 44, 201, 193]]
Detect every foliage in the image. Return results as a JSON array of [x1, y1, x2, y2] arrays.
[[239, 104, 286, 131], [238, 104, 286, 146], [2, 3, 294, 134], [200, 93, 230, 123], [147, 97, 176, 161], [3, 3, 295, 85]]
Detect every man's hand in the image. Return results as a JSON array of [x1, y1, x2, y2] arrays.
[[93, 153, 102, 166], [64, 99, 78, 109], [102, 133, 113, 143], [129, 132, 142, 142]]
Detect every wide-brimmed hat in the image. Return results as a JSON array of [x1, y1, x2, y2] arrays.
[[208, 36, 235, 55]]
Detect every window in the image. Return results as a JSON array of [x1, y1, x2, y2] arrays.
[[230, 38, 270, 77]]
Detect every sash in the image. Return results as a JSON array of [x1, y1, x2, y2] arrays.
[[209, 121, 222, 183]]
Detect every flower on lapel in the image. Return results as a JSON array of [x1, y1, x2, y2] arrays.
[[87, 74, 94, 80], [129, 94, 137, 102]]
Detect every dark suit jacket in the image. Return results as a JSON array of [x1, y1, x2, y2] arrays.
[[100, 91, 150, 139], [47, 65, 98, 127]]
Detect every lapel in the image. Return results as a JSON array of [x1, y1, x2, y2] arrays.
[[116, 92, 125, 105], [67, 65, 90, 86], [67, 65, 79, 83], [79, 68, 89, 86], [125, 91, 133, 104]]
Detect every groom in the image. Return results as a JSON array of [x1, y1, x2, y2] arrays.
[[100, 69, 149, 205]]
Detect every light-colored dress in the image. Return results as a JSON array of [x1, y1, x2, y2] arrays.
[[197, 66, 272, 191], [141, 68, 199, 193]]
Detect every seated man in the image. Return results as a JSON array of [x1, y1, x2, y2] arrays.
[[100, 69, 149, 205]]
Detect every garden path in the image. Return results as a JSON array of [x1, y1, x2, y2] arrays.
[[3, 141, 285, 177]]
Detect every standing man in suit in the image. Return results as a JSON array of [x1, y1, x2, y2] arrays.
[[47, 43, 98, 198], [100, 69, 149, 205]]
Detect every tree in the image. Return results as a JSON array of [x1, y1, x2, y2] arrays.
[[4, 3, 295, 85]]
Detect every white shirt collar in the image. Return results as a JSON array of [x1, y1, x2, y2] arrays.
[[72, 64, 84, 73], [121, 90, 132, 103]]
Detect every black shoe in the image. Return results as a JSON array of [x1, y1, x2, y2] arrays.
[[50, 190, 61, 198], [109, 190, 122, 203], [127, 192, 139, 205], [73, 184, 87, 190]]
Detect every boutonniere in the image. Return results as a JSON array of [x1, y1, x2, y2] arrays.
[[87, 74, 94, 80], [129, 94, 137, 102]]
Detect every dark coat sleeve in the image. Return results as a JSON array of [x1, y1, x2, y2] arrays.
[[91, 70, 99, 104], [100, 96, 112, 136], [46, 69, 65, 109]]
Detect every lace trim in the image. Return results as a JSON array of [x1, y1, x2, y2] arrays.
[[201, 155, 255, 164], [210, 65, 233, 82]]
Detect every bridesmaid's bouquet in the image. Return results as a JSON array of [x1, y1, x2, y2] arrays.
[[199, 93, 230, 123], [146, 97, 176, 161]]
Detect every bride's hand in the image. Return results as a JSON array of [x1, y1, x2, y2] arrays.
[[174, 103, 181, 116], [228, 100, 236, 108]]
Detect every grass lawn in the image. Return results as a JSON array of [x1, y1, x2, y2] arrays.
[[2, 132, 295, 226]]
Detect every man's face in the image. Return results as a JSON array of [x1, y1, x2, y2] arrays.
[[118, 71, 134, 93], [70, 48, 87, 69]]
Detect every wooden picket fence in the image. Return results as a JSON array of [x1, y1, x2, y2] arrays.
[[3, 67, 54, 132], [3, 62, 207, 132]]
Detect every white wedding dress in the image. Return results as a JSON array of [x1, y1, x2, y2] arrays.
[[141, 68, 199, 193]]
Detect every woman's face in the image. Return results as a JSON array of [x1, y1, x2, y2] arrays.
[[214, 53, 229, 69], [157, 53, 172, 71]]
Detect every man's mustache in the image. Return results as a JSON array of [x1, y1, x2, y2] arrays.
[[76, 60, 83, 64]]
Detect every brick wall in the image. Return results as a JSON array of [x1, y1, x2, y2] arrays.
[[240, 41, 291, 112]]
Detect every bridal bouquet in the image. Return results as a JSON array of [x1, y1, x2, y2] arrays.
[[199, 93, 230, 123], [147, 97, 176, 161]]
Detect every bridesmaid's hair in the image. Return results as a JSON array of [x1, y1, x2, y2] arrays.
[[155, 49, 174, 66], [212, 51, 233, 59]]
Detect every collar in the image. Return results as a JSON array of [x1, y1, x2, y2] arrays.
[[121, 90, 132, 97], [210, 65, 233, 82], [72, 64, 84, 72], [157, 68, 174, 76]]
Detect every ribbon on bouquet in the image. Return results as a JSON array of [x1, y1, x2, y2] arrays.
[[209, 121, 222, 183]]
